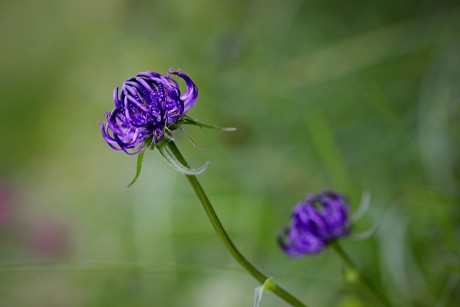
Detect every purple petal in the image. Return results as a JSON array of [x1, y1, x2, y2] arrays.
[[169, 69, 198, 113]]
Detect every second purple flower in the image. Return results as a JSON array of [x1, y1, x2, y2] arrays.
[[278, 191, 351, 257]]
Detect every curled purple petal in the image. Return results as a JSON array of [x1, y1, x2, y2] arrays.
[[113, 87, 122, 108], [169, 69, 198, 113]]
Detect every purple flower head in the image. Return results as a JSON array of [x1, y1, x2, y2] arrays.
[[100, 69, 198, 154], [278, 191, 351, 257]]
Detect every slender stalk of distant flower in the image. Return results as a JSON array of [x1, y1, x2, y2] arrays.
[[166, 140, 308, 307], [331, 242, 392, 307], [100, 69, 307, 306], [278, 192, 392, 307]]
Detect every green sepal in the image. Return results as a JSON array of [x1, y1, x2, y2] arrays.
[[127, 149, 145, 187], [157, 141, 209, 175]]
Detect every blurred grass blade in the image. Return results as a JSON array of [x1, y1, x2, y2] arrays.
[[306, 111, 350, 190], [127, 149, 145, 187]]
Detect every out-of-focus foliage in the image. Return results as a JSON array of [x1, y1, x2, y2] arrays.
[[0, 0, 459, 306]]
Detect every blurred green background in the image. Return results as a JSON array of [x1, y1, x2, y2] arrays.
[[0, 0, 459, 306]]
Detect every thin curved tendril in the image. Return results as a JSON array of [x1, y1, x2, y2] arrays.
[[179, 125, 205, 150], [352, 191, 371, 222], [349, 224, 379, 240]]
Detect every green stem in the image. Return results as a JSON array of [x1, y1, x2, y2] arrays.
[[331, 242, 392, 307], [167, 141, 307, 307]]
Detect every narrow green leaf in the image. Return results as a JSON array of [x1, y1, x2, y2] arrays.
[[181, 115, 236, 131], [127, 149, 145, 187], [157, 142, 208, 175]]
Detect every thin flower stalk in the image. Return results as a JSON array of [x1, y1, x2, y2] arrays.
[[331, 241, 393, 307], [166, 140, 307, 307]]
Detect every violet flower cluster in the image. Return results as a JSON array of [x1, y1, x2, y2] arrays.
[[278, 191, 351, 257], [100, 69, 198, 154]]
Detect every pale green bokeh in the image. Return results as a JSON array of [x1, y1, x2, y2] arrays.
[[0, 1, 459, 306]]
